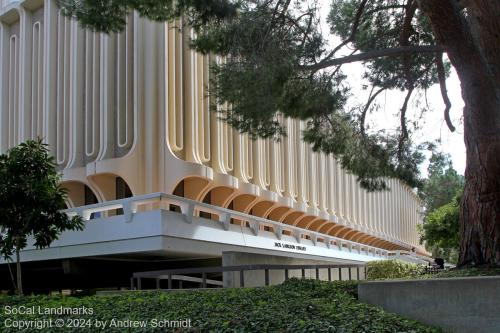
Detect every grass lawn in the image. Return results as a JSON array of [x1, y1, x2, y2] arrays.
[[0, 279, 442, 332]]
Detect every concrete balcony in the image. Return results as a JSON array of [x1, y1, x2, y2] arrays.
[[5, 193, 393, 265]]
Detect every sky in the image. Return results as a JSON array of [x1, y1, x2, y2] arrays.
[[343, 61, 466, 177], [318, 1, 466, 177]]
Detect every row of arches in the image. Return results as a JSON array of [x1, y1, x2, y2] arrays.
[[172, 177, 406, 251], [63, 173, 404, 251]]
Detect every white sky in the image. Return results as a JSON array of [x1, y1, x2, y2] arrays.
[[318, 2, 466, 176], [343, 61, 466, 177]]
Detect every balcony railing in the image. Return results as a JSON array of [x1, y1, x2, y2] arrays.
[[64, 192, 395, 259]]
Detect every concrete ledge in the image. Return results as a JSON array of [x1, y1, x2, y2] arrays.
[[358, 276, 500, 333]]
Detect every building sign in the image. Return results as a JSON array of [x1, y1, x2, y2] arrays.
[[274, 242, 306, 252]]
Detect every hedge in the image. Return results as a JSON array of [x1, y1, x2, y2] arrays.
[[366, 260, 426, 280], [0, 279, 441, 332]]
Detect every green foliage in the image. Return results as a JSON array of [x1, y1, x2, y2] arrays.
[[421, 150, 464, 212], [0, 139, 84, 294], [418, 149, 463, 263], [366, 259, 426, 280], [419, 193, 460, 263], [58, 0, 445, 192], [0, 139, 83, 258], [329, 0, 441, 91], [201, 0, 429, 190], [58, 0, 238, 33], [0, 279, 442, 332]]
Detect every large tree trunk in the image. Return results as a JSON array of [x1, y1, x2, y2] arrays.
[[16, 247, 23, 296], [418, 0, 500, 266]]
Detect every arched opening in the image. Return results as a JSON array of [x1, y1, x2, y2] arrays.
[[172, 180, 185, 197], [199, 189, 213, 220], [267, 206, 290, 222], [307, 219, 328, 231], [88, 173, 134, 202], [295, 215, 316, 229], [282, 211, 304, 226], [63, 181, 99, 207], [205, 186, 236, 208], [328, 225, 350, 237], [249, 201, 275, 218], [63, 181, 100, 218], [311, 221, 334, 234], [84, 174, 134, 216], [227, 194, 258, 227], [335, 227, 356, 239], [184, 177, 210, 200], [116, 176, 133, 200], [168, 180, 185, 213], [230, 194, 257, 214], [200, 187, 239, 223]]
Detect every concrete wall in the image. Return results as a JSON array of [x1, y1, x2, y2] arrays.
[[222, 251, 365, 288], [358, 276, 500, 333]]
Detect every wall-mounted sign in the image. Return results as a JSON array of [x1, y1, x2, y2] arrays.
[[274, 242, 306, 252]]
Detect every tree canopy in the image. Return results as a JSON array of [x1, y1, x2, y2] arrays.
[[418, 150, 463, 263], [0, 139, 84, 295], [419, 193, 461, 263], [420, 149, 464, 213]]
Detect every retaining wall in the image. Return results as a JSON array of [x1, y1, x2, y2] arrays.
[[358, 276, 500, 333]]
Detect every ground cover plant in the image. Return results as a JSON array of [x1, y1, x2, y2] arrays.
[[0, 279, 441, 332]]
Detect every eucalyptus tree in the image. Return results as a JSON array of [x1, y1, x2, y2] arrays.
[[59, 0, 500, 266]]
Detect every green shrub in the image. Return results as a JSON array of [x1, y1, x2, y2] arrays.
[[366, 260, 426, 280]]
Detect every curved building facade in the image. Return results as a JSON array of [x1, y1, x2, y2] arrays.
[[0, 0, 428, 282]]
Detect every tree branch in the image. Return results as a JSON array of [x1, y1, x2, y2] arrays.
[[360, 86, 386, 135], [399, 1, 418, 88], [300, 45, 444, 71], [397, 87, 414, 161], [436, 52, 455, 132], [283, 12, 314, 47], [327, 0, 368, 59], [363, 5, 406, 18]]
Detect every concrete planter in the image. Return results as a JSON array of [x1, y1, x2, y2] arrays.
[[358, 276, 500, 333]]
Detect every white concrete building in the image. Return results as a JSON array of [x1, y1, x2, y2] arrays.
[[0, 0, 428, 290]]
